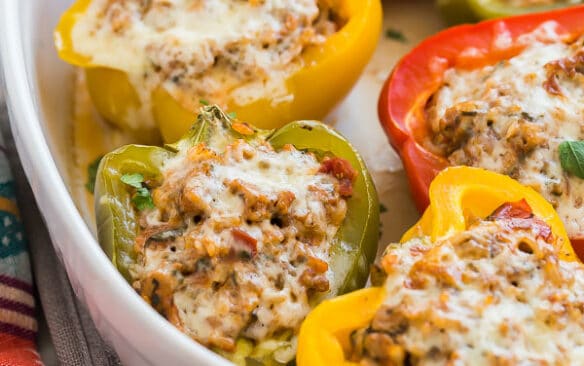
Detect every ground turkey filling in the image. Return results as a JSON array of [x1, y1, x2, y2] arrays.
[[351, 202, 584, 365], [426, 27, 584, 237], [131, 139, 354, 352]]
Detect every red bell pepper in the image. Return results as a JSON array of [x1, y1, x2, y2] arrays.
[[378, 5, 584, 257]]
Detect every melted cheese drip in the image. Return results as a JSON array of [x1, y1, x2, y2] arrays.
[[134, 140, 347, 354], [71, 0, 332, 126]]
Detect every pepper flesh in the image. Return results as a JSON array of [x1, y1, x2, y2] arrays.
[[54, 0, 382, 143], [438, 0, 582, 25], [436, 0, 479, 25], [296, 166, 577, 366], [94, 106, 379, 363], [378, 5, 584, 257]]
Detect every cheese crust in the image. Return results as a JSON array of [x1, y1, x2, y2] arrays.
[[426, 24, 584, 238], [351, 212, 584, 365], [131, 139, 352, 353], [71, 0, 336, 128]]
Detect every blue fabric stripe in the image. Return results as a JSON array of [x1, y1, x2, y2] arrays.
[[0, 252, 32, 284], [0, 212, 25, 259], [0, 144, 33, 286], [0, 182, 15, 198]]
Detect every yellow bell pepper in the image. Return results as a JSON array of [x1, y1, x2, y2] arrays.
[[54, 0, 382, 142], [296, 166, 577, 366]]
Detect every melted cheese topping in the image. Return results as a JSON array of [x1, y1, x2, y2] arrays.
[[352, 217, 584, 365], [132, 140, 350, 355], [426, 27, 584, 238], [71, 0, 335, 128]]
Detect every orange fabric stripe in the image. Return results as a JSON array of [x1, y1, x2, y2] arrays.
[[0, 334, 40, 366], [0, 311, 37, 332], [0, 197, 19, 217], [0, 284, 34, 308]]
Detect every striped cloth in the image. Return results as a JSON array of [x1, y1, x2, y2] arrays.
[[0, 131, 41, 365]]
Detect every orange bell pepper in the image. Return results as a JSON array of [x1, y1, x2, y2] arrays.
[[55, 0, 382, 142], [296, 166, 576, 366]]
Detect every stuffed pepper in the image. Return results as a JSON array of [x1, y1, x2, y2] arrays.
[[94, 105, 379, 364], [297, 166, 583, 366], [54, 0, 382, 143], [379, 5, 584, 258], [437, 0, 582, 25]]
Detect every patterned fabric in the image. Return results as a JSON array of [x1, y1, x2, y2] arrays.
[[0, 132, 41, 365]]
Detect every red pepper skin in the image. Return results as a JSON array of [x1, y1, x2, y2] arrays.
[[489, 199, 534, 221], [378, 5, 584, 256], [489, 200, 553, 243]]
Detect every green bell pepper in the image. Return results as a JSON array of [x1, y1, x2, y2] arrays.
[[437, 0, 582, 24], [94, 105, 379, 364]]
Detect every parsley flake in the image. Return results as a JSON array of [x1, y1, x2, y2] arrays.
[[199, 99, 209, 106], [559, 141, 584, 179], [121, 173, 145, 189], [379, 203, 388, 213], [121, 173, 155, 210], [227, 111, 237, 119], [132, 187, 155, 210], [385, 28, 407, 43], [85, 155, 103, 194]]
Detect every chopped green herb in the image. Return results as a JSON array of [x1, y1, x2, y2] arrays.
[[238, 250, 252, 261], [195, 257, 212, 272], [559, 141, 584, 179], [379, 203, 388, 213], [378, 221, 383, 239], [121, 173, 145, 189], [150, 293, 161, 307], [461, 111, 478, 117], [132, 187, 155, 210], [199, 99, 209, 106], [121, 173, 154, 210], [385, 28, 407, 43], [227, 111, 237, 119], [85, 155, 103, 194], [521, 112, 534, 122]]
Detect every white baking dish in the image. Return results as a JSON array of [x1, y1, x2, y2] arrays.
[[0, 1, 231, 364]]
